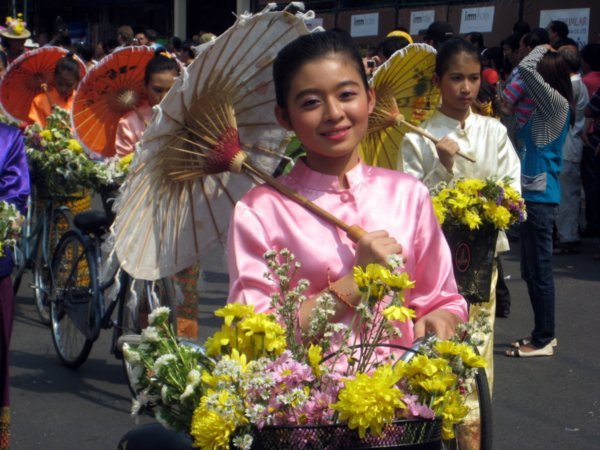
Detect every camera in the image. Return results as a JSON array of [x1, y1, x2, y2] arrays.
[[367, 59, 376, 69]]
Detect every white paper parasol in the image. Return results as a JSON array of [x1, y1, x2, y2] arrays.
[[112, 6, 313, 280]]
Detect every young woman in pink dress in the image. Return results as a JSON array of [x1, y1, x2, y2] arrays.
[[227, 31, 468, 354]]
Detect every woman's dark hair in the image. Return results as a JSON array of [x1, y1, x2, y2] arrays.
[[435, 38, 481, 77], [55, 53, 82, 80], [273, 30, 368, 108], [537, 51, 574, 125], [522, 29, 550, 50], [144, 50, 180, 84], [465, 32, 484, 51], [481, 46, 503, 71], [76, 43, 94, 63], [580, 43, 600, 71], [513, 20, 531, 35], [548, 20, 569, 39], [375, 36, 409, 59]]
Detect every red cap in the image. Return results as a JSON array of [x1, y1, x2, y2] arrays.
[[482, 68, 499, 85]]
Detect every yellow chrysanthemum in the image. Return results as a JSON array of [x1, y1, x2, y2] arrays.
[[214, 303, 255, 327], [67, 139, 83, 153], [383, 305, 416, 323], [190, 405, 237, 450], [433, 340, 463, 356], [307, 344, 323, 377], [40, 129, 53, 141], [457, 346, 486, 368], [432, 197, 447, 224], [118, 152, 134, 170], [484, 203, 512, 230], [331, 364, 405, 438], [204, 325, 236, 357], [238, 313, 286, 357], [463, 209, 482, 230], [438, 390, 470, 440]]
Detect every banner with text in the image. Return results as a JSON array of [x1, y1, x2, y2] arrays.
[[409, 10, 435, 36], [351, 13, 379, 37], [539, 8, 590, 47], [460, 6, 495, 34]]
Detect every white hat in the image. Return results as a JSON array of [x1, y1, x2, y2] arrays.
[[24, 38, 39, 48]]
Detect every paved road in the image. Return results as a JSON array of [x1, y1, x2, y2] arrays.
[[8, 238, 600, 449]]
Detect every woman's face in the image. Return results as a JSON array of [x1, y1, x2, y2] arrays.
[[275, 55, 374, 172], [146, 70, 177, 106], [435, 52, 481, 122], [55, 70, 79, 100]]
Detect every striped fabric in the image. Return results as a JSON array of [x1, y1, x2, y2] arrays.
[[502, 68, 536, 127], [517, 45, 570, 148]]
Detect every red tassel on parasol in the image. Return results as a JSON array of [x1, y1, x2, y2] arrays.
[[112, 6, 367, 280]]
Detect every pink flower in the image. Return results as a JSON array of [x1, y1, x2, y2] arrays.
[[268, 351, 314, 388], [403, 394, 435, 420]]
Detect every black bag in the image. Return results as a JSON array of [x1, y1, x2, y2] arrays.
[[442, 223, 498, 304]]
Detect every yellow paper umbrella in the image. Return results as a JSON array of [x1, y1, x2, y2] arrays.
[[360, 43, 440, 170]]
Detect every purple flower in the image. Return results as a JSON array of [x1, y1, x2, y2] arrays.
[[268, 351, 314, 388]]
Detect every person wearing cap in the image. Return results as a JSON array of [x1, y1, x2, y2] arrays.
[[421, 21, 454, 49], [0, 13, 31, 65]]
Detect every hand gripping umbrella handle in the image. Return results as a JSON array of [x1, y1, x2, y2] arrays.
[[242, 161, 368, 242], [395, 116, 476, 163]]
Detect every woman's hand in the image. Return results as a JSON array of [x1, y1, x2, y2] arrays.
[[435, 136, 460, 172], [413, 309, 463, 340], [354, 230, 403, 268]]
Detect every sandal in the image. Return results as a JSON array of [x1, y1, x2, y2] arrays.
[[505, 342, 554, 357], [510, 337, 557, 348]]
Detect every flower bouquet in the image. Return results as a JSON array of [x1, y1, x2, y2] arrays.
[[23, 107, 104, 197], [0, 200, 23, 258], [124, 249, 485, 450], [430, 177, 526, 303]]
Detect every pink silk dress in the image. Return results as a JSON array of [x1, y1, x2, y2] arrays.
[[227, 159, 467, 359], [115, 102, 153, 157]]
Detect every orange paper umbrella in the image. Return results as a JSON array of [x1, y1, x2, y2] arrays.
[[0, 46, 85, 122], [72, 46, 156, 158]]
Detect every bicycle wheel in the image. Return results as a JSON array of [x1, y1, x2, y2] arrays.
[[33, 207, 71, 325], [118, 277, 177, 396], [443, 367, 493, 450], [50, 230, 97, 369]]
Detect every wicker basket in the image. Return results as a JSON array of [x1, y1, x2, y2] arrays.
[[442, 223, 498, 304], [243, 419, 441, 450]]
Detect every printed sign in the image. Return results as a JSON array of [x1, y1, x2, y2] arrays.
[[410, 10, 435, 36], [459, 6, 495, 34], [539, 8, 590, 47], [350, 13, 379, 37]]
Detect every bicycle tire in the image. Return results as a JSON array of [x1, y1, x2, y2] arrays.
[[33, 207, 71, 325], [119, 277, 177, 397], [50, 230, 96, 369]]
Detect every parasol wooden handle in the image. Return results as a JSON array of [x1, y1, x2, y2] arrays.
[[395, 116, 476, 163], [40, 83, 55, 109], [242, 161, 368, 242]]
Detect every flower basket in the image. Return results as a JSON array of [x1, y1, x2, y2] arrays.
[[442, 222, 498, 304], [244, 419, 442, 450]]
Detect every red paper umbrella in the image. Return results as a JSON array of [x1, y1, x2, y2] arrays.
[[72, 46, 156, 158], [0, 46, 86, 122]]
